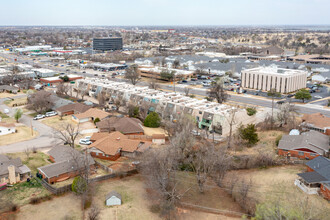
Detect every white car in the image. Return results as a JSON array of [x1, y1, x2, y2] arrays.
[[79, 139, 92, 145], [3, 109, 9, 114], [314, 95, 322, 99], [33, 114, 45, 120], [45, 111, 58, 117]]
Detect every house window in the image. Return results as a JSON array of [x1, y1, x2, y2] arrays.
[[310, 153, 316, 156], [298, 152, 304, 156]]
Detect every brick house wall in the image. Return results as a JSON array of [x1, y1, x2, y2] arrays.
[[320, 184, 330, 200], [278, 149, 320, 160], [90, 151, 120, 161]]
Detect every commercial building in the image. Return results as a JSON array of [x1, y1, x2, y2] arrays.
[[241, 66, 307, 93], [93, 37, 123, 51]]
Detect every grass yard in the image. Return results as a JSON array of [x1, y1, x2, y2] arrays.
[[40, 115, 76, 130], [4, 97, 27, 107], [0, 92, 19, 99], [224, 165, 330, 217], [142, 126, 167, 137], [15, 175, 161, 220], [176, 172, 244, 219], [0, 178, 51, 213], [0, 126, 38, 146], [6, 151, 51, 174]]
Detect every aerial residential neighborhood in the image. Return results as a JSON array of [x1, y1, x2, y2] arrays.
[[0, 1, 329, 220]]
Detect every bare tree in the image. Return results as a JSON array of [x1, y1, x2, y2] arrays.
[[97, 91, 108, 108], [79, 87, 88, 100], [184, 87, 190, 96], [276, 103, 297, 127], [124, 64, 140, 85], [267, 89, 281, 129], [27, 90, 54, 113], [56, 82, 69, 96], [56, 123, 80, 148], [207, 77, 228, 103], [191, 140, 218, 193], [88, 205, 100, 220], [148, 78, 159, 90], [24, 147, 31, 159], [226, 107, 238, 149]]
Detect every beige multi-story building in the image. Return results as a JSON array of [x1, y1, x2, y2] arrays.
[[241, 66, 307, 93]]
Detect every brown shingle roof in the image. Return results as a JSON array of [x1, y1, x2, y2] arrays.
[[152, 134, 165, 139], [56, 103, 91, 114], [74, 108, 110, 120], [302, 113, 330, 129], [88, 131, 148, 156], [96, 117, 144, 134]]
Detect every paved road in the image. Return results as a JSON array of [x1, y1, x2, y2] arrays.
[[2, 52, 330, 117], [0, 96, 60, 153]]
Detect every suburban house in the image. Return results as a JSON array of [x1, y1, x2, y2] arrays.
[[0, 155, 31, 184], [301, 113, 330, 135], [0, 122, 16, 136], [295, 156, 330, 200], [37, 146, 95, 184], [96, 117, 144, 135], [56, 103, 91, 116], [278, 130, 329, 159], [0, 85, 18, 94], [72, 108, 110, 123], [88, 131, 151, 161], [152, 134, 166, 145], [106, 191, 122, 206]]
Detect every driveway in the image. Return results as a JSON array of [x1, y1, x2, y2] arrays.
[[0, 96, 61, 153]]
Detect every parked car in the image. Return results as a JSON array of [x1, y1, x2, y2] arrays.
[[314, 95, 322, 99], [102, 75, 105, 77], [111, 106, 117, 110], [191, 130, 200, 136], [33, 114, 45, 120], [94, 74, 98, 76], [3, 109, 9, 114], [287, 94, 295, 98], [309, 90, 315, 93], [79, 139, 92, 145], [182, 80, 188, 83], [277, 100, 285, 105], [45, 111, 57, 117], [82, 71, 86, 73], [191, 78, 197, 81]]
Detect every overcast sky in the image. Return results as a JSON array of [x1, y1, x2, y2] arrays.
[[1, 0, 329, 26]]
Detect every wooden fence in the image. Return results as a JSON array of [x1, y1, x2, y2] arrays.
[[37, 169, 138, 195]]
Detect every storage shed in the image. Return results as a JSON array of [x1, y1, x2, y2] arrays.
[[106, 191, 122, 206]]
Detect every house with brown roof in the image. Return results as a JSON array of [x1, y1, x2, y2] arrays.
[[96, 117, 144, 135], [0, 122, 16, 136], [72, 108, 110, 123], [152, 134, 166, 145], [278, 130, 329, 160], [301, 113, 330, 135], [37, 146, 95, 184], [0, 155, 31, 184], [88, 131, 151, 160], [56, 103, 91, 116]]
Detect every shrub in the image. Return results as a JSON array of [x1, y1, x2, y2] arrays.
[[246, 107, 257, 116], [275, 134, 282, 146], [144, 112, 161, 128], [94, 117, 100, 124], [11, 204, 18, 212], [72, 176, 87, 194], [238, 124, 259, 146]]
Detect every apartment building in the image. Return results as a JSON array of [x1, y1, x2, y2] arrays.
[[241, 66, 307, 93], [74, 78, 246, 135]]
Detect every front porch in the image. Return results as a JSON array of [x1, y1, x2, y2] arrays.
[[294, 179, 320, 195]]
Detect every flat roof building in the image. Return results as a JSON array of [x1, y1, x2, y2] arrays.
[[93, 37, 123, 51], [241, 66, 307, 93]]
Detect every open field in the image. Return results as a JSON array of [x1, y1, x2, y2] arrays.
[[0, 126, 38, 146]]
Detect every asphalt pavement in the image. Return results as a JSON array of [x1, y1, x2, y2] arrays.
[[0, 95, 60, 153]]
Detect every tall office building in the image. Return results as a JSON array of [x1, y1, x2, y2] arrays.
[[93, 37, 123, 51], [241, 66, 307, 93]]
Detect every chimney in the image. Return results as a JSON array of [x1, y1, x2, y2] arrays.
[[8, 165, 17, 184], [116, 137, 120, 141]]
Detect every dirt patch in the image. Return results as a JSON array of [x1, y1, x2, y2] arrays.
[[0, 126, 39, 146], [142, 126, 167, 136], [40, 115, 76, 131]]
